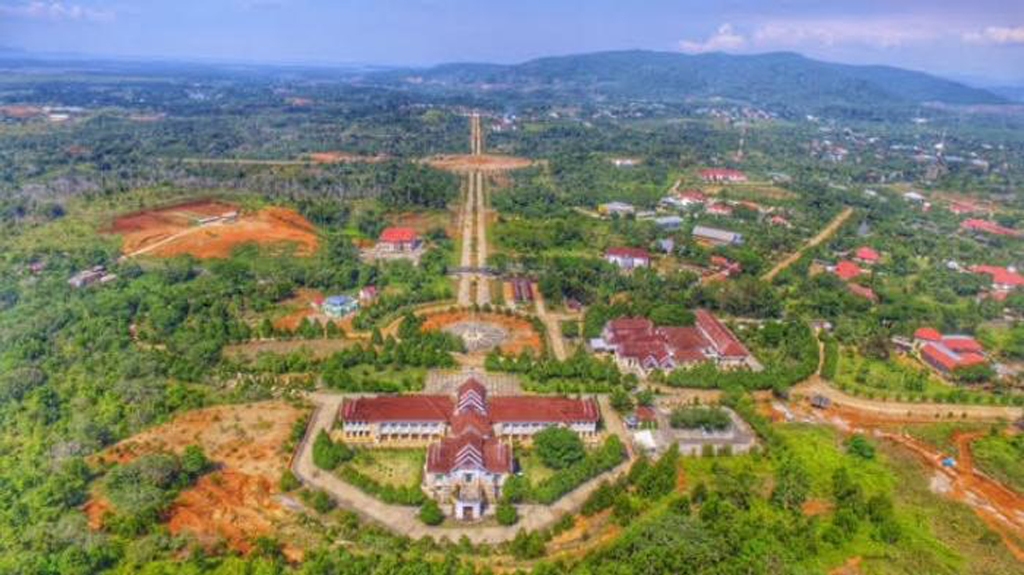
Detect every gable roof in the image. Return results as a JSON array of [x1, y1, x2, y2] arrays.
[[379, 227, 419, 243], [489, 396, 601, 423], [914, 327, 942, 342], [969, 265, 1024, 287], [854, 247, 880, 263], [606, 247, 650, 260], [341, 396, 452, 422], [834, 261, 862, 281], [695, 309, 750, 358], [426, 433, 512, 474]]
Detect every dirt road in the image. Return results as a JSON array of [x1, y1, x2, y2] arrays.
[[793, 378, 1023, 422], [533, 286, 568, 361], [762, 206, 854, 282]]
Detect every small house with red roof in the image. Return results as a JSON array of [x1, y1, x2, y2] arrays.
[[853, 247, 880, 265], [378, 227, 422, 252], [960, 219, 1021, 238], [700, 168, 748, 183], [847, 283, 877, 302], [833, 261, 863, 281], [969, 265, 1024, 292], [605, 247, 650, 270], [705, 202, 734, 217]]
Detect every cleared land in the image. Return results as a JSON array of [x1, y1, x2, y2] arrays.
[[107, 199, 319, 259], [87, 402, 307, 556], [424, 153, 533, 173], [421, 310, 543, 355]]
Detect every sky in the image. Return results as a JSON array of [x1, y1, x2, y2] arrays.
[[1, 0, 1023, 84]]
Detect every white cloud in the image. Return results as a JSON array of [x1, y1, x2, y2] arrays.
[[752, 18, 939, 49], [0, 2, 114, 22], [679, 23, 747, 54], [680, 18, 947, 55], [963, 26, 1024, 46]]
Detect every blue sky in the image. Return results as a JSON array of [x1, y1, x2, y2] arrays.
[[2, 1, 1023, 83]]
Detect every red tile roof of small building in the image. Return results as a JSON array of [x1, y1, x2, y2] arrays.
[[854, 247, 880, 263], [960, 219, 1021, 237], [636, 406, 657, 422], [700, 168, 747, 180], [379, 226, 419, 243], [970, 265, 1024, 287], [914, 327, 942, 342], [606, 247, 650, 260], [847, 283, 877, 302], [834, 261, 862, 281]]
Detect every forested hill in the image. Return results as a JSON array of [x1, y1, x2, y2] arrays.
[[374, 50, 1005, 110]]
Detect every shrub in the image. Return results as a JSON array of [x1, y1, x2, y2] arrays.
[[419, 499, 444, 525], [312, 430, 352, 470], [845, 434, 876, 460], [309, 489, 335, 513], [279, 469, 301, 492], [670, 407, 731, 431], [534, 426, 586, 470], [337, 466, 426, 506], [496, 501, 519, 525]]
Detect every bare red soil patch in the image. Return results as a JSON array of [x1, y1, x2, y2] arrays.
[[107, 200, 319, 259], [802, 498, 832, 517], [0, 105, 45, 119], [307, 151, 388, 164], [424, 154, 533, 173], [87, 402, 307, 556], [421, 310, 543, 355], [273, 288, 325, 332]]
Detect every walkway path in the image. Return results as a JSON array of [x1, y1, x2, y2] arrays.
[[291, 392, 634, 544], [533, 286, 568, 361], [762, 206, 854, 282]]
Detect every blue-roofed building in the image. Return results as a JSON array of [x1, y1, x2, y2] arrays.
[[322, 295, 359, 317]]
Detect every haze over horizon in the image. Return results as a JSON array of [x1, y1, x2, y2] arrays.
[[1, 0, 1023, 85]]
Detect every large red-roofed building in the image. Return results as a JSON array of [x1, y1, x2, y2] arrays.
[[593, 310, 761, 375], [912, 327, 988, 376], [339, 378, 600, 521], [700, 168, 748, 183], [969, 265, 1024, 291]]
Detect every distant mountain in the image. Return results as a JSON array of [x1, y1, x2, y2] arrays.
[[987, 86, 1024, 103], [373, 50, 1005, 111]]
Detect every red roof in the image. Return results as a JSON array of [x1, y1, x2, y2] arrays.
[[914, 327, 942, 342], [921, 344, 986, 372], [379, 227, 419, 243], [341, 396, 452, 422], [854, 247, 880, 263], [847, 283, 877, 302], [700, 168, 747, 181], [706, 203, 734, 215], [679, 190, 707, 202], [695, 309, 750, 358], [834, 261, 862, 281], [960, 219, 1021, 237], [941, 336, 983, 354], [636, 406, 657, 422], [426, 433, 512, 474], [489, 396, 601, 423], [970, 265, 1024, 288], [606, 247, 650, 260]]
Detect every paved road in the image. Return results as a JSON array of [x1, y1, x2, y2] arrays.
[[291, 392, 634, 544], [457, 176, 475, 306], [475, 171, 491, 306], [762, 206, 855, 282]]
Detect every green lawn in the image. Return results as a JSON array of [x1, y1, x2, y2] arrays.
[[972, 433, 1024, 495], [347, 449, 425, 488], [833, 348, 1000, 403], [516, 448, 555, 485]]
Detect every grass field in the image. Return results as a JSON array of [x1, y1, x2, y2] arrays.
[[833, 348, 1002, 403], [348, 449, 425, 488], [516, 448, 556, 485], [677, 423, 1022, 574], [972, 433, 1024, 495]]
